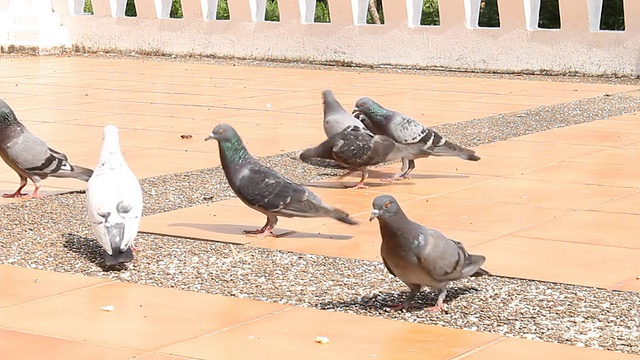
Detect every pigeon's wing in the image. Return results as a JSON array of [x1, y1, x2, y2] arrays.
[[387, 113, 430, 144], [4, 127, 71, 177], [86, 167, 143, 254], [235, 160, 308, 215], [366, 135, 410, 164], [331, 130, 375, 168], [417, 228, 486, 281]]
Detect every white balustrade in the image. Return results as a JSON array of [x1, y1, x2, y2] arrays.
[[0, 0, 639, 76]]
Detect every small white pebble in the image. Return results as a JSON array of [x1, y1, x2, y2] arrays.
[[101, 305, 114, 312], [314, 336, 330, 344]]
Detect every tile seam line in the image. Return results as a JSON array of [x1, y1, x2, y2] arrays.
[[500, 233, 640, 252], [448, 336, 509, 360], [0, 326, 143, 354], [148, 306, 297, 353], [0, 279, 114, 311]]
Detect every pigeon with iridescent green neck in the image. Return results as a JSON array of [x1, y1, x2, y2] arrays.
[[370, 195, 488, 312], [206, 124, 360, 237], [353, 97, 480, 180]]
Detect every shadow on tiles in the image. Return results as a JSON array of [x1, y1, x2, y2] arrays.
[[316, 286, 481, 312], [167, 222, 354, 240], [63, 233, 128, 271]]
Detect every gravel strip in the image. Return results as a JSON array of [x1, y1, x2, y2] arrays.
[[1, 58, 640, 354]]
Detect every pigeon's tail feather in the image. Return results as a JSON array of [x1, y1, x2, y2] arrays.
[[104, 247, 134, 265], [327, 206, 360, 226], [471, 267, 491, 277], [461, 254, 486, 277], [431, 140, 480, 162], [53, 164, 94, 181]]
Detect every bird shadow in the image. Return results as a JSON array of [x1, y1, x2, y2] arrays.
[[316, 286, 481, 313], [307, 172, 470, 189], [62, 233, 128, 272], [168, 223, 353, 240]]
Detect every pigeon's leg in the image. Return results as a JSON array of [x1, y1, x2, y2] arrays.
[[3, 177, 29, 198], [382, 158, 414, 182], [426, 289, 448, 313], [243, 215, 279, 238], [345, 169, 369, 189], [387, 284, 420, 310], [28, 184, 44, 199]]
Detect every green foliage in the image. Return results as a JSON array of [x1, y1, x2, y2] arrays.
[[314, 0, 330, 23], [478, 0, 500, 28], [83, 0, 93, 15], [265, 0, 280, 22], [217, 0, 230, 20], [125, 0, 137, 17], [420, 0, 440, 26], [366, 0, 384, 24], [538, 0, 560, 29], [170, 0, 183, 18], [600, 0, 624, 31]]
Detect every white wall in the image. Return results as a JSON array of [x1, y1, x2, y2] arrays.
[[4, 0, 640, 76]]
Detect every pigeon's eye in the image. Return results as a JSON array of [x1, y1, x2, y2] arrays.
[[383, 201, 390, 208]]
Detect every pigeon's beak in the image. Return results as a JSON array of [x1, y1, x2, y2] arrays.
[[204, 134, 215, 142], [369, 209, 380, 222]]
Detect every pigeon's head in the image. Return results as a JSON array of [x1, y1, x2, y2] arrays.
[[0, 99, 19, 126], [322, 89, 334, 103], [353, 97, 386, 122], [205, 124, 238, 143], [103, 125, 119, 140], [370, 195, 401, 221]]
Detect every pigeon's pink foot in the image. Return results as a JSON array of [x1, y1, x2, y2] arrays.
[[243, 227, 279, 238], [345, 183, 368, 190], [381, 175, 409, 182], [426, 303, 447, 313], [130, 244, 138, 252], [386, 303, 409, 311], [3, 192, 29, 198]]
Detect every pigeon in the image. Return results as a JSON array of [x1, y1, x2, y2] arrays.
[[322, 90, 372, 138], [86, 126, 143, 265], [353, 97, 480, 180], [300, 127, 411, 189], [206, 124, 360, 237], [0, 99, 93, 198], [369, 195, 488, 312]]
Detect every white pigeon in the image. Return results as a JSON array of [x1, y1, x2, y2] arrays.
[[86, 126, 143, 265]]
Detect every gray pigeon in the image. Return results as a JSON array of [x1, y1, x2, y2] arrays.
[[322, 90, 372, 138], [205, 124, 360, 237], [300, 127, 410, 189], [0, 99, 93, 199], [370, 195, 488, 312], [353, 97, 480, 180]]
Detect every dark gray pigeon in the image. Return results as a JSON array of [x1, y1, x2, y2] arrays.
[[300, 127, 410, 189], [353, 97, 480, 180], [322, 90, 372, 138], [206, 124, 360, 237], [0, 99, 93, 199], [370, 195, 488, 312]]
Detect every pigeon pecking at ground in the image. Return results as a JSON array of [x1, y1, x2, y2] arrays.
[[86, 126, 143, 266], [369, 195, 488, 312], [299, 127, 411, 189], [322, 90, 372, 138], [353, 97, 480, 180], [0, 99, 93, 199], [206, 123, 360, 238]]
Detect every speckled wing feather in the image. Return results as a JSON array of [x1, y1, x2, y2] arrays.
[[234, 159, 330, 218]]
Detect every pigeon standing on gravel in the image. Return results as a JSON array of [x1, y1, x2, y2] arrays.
[[353, 97, 480, 180], [300, 127, 411, 189], [86, 126, 143, 265], [322, 90, 372, 138], [369, 195, 488, 312], [0, 99, 93, 198], [206, 123, 360, 237]]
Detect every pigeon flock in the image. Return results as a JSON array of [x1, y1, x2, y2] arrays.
[[0, 90, 487, 312]]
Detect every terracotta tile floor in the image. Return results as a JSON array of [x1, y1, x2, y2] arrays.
[[1, 56, 640, 359]]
